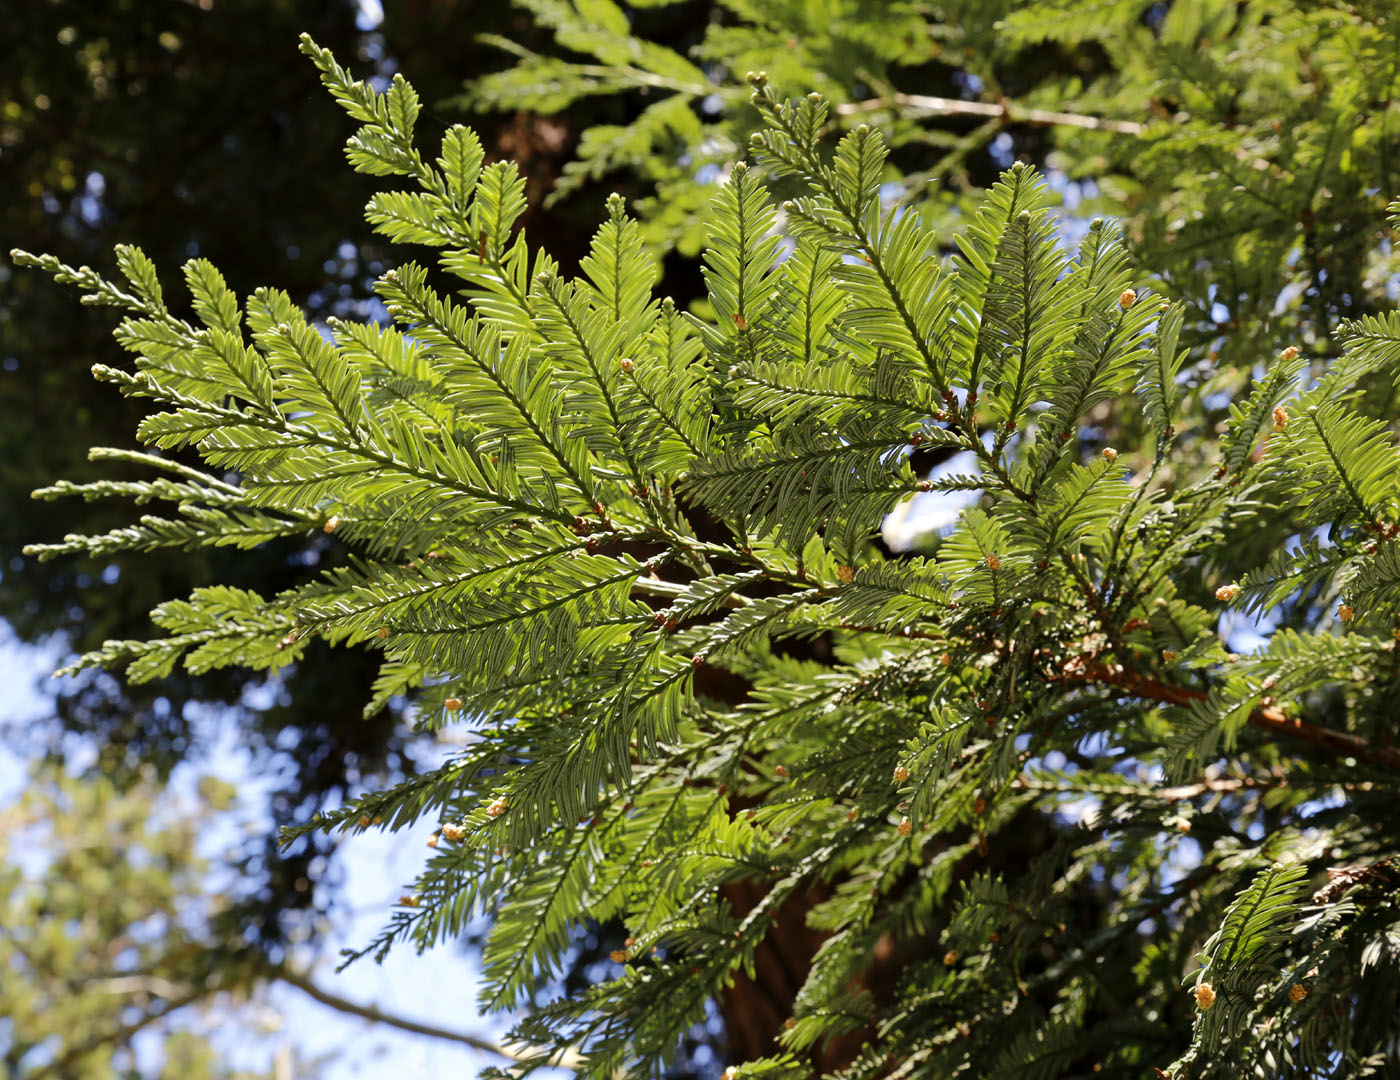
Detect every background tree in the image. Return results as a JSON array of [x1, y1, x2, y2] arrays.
[[0, 763, 525, 1077], [0, 765, 282, 1079]]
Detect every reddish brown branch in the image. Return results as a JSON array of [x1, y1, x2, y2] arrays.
[[1074, 663, 1400, 773]]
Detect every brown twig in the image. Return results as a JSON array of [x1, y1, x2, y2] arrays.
[[836, 94, 1145, 135], [1016, 774, 1270, 803], [1072, 663, 1400, 773]]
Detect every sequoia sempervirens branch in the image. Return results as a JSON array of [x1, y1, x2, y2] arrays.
[[836, 93, 1146, 136], [1069, 663, 1400, 773]]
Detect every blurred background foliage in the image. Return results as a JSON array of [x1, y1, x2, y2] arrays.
[[4, 0, 1399, 1074], [1, 765, 290, 1080]]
